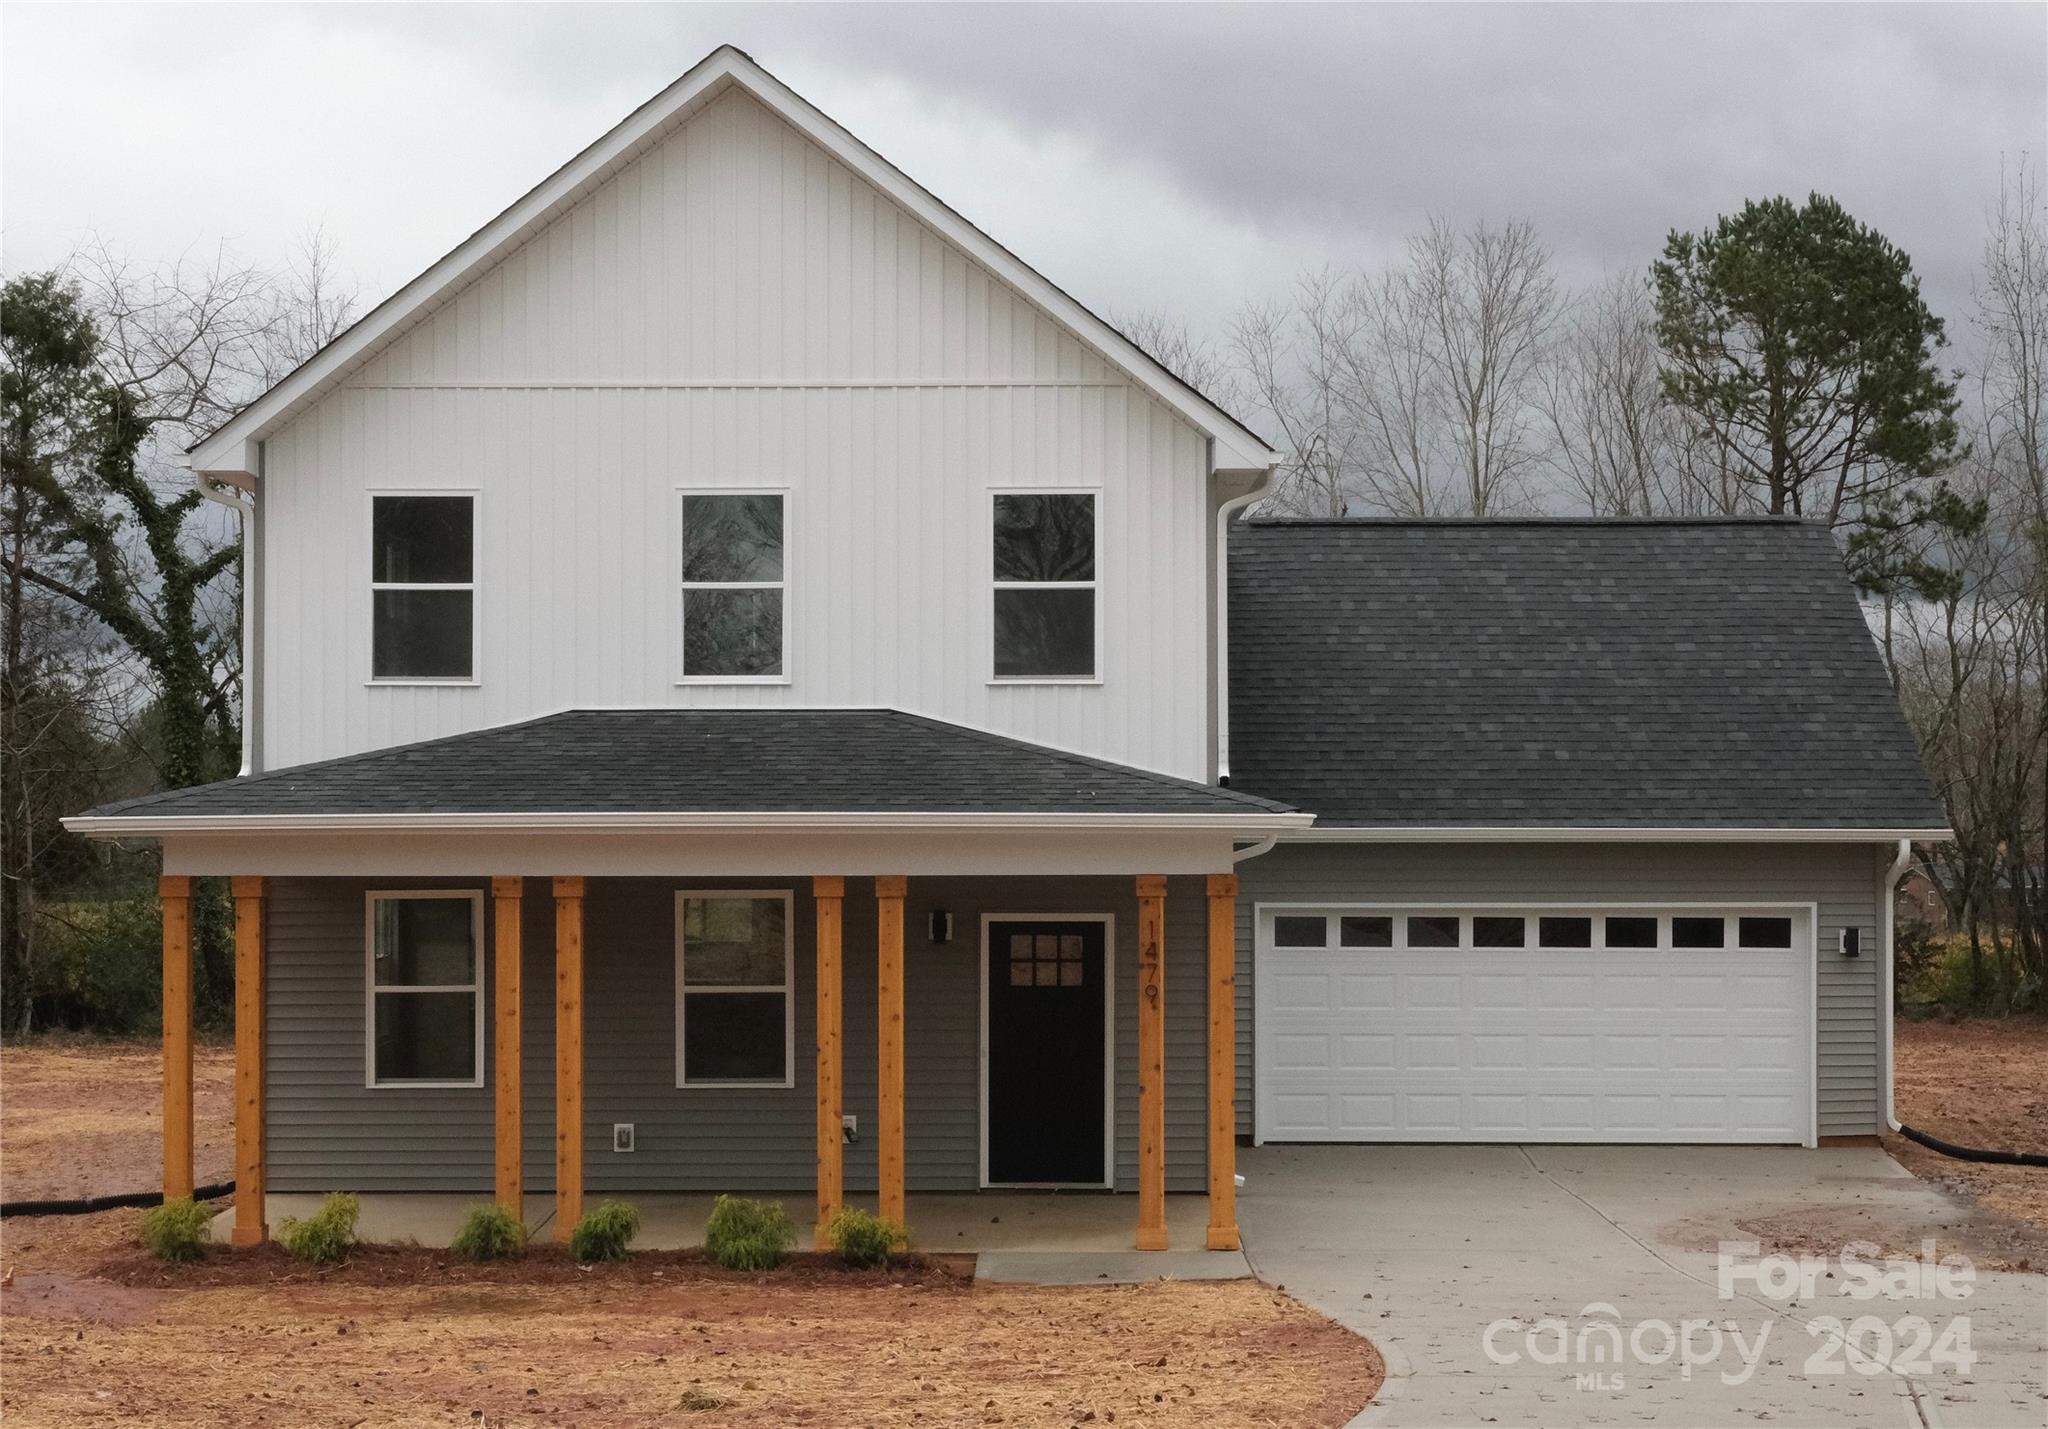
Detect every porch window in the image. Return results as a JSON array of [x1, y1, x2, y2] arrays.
[[675, 892, 794, 1087], [680, 492, 785, 679], [992, 492, 1096, 679], [371, 494, 475, 681], [365, 891, 484, 1087]]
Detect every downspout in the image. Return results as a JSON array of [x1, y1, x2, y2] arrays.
[[1881, 837, 1912, 1132], [1231, 834, 1278, 865], [188, 457, 261, 777], [1214, 461, 1282, 786]]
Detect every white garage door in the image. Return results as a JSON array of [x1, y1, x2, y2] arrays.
[[1254, 906, 1813, 1145]]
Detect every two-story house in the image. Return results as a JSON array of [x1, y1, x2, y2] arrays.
[[69, 46, 1948, 1255]]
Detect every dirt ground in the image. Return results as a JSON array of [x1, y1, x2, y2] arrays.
[[1889, 1016, 2048, 1232], [0, 1038, 1383, 1427]]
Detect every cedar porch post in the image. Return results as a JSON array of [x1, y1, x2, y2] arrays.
[[875, 875, 907, 1232], [553, 877, 585, 1243], [492, 877, 524, 1215], [230, 876, 268, 1247], [813, 877, 846, 1248], [1205, 873, 1241, 1250], [1135, 874, 1169, 1250], [159, 876, 194, 1202]]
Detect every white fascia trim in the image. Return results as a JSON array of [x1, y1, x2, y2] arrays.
[[187, 47, 1275, 479], [1281, 826, 1956, 844], [67, 810, 1313, 838]]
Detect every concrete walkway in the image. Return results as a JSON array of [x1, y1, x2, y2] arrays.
[[1240, 1145, 2048, 1428]]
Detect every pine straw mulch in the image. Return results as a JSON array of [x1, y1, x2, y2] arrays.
[[2, 1238, 1383, 1428]]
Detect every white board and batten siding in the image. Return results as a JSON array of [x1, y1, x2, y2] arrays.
[[1235, 842, 1891, 1144], [258, 86, 1213, 780]]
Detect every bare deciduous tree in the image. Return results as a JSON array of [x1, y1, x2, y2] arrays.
[[1228, 268, 1364, 516]]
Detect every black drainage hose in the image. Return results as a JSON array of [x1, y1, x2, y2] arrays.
[[1, 1180, 235, 1218], [1898, 1124, 2048, 1169]]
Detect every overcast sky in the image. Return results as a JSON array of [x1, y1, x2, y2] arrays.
[[4, 2, 2044, 358]]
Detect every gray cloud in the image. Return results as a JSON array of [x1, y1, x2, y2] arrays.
[[5, 3, 2041, 356]]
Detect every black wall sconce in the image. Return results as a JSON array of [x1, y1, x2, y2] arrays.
[[928, 910, 954, 945], [1839, 927, 1861, 958]]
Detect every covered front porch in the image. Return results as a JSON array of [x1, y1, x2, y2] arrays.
[[164, 868, 1249, 1255], [73, 712, 1307, 1256]]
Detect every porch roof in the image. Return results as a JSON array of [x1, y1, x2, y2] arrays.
[[69, 708, 1300, 834]]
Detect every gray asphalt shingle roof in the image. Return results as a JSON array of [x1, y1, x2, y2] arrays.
[[1226, 515, 1947, 830], [82, 709, 1292, 821]]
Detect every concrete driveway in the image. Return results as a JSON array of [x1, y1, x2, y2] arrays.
[[1240, 1145, 2048, 1428]]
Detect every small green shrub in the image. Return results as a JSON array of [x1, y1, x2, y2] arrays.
[[451, 1203, 525, 1261], [139, 1197, 211, 1261], [703, 1194, 794, 1271], [279, 1191, 360, 1264], [569, 1199, 641, 1262], [825, 1206, 904, 1267]]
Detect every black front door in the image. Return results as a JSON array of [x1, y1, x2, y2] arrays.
[[987, 919, 1107, 1184]]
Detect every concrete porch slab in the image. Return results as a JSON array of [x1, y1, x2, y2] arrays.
[[215, 1189, 1235, 1264], [976, 1250, 1250, 1284]]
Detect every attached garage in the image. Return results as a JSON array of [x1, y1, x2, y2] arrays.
[[1252, 903, 1814, 1145]]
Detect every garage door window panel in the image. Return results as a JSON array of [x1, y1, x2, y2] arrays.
[[1604, 916, 1659, 949], [1738, 917, 1794, 949], [1339, 915, 1393, 948], [1407, 915, 1460, 948], [1472, 916, 1526, 949], [1672, 916, 1727, 949], [1539, 916, 1594, 949], [1273, 915, 1329, 948]]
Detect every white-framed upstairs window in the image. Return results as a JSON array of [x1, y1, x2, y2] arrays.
[[674, 891, 795, 1087], [365, 890, 485, 1088], [991, 490, 1098, 682], [679, 491, 787, 682], [370, 493, 477, 683]]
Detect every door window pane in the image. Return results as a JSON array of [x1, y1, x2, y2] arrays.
[[1605, 916, 1658, 948], [1407, 915, 1460, 947], [1538, 916, 1595, 948], [1738, 917, 1794, 948], [1339, 916, 1393, 948], [1273, 915, 1327, 948]]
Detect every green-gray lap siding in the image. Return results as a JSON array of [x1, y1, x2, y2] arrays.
[[264, 875, 1212, 1195], [1232, 842, 1889, 1141]]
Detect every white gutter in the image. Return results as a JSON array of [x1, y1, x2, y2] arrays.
[[1882, 836, 1913, 1132], [1280, 826, 1956, 844], [1214, 462, 1283, 785], [65, 809, 1316, 838], [188, 456, 260, 777]]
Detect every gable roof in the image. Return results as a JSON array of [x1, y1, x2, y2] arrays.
[[1227, 516, 1949, 835], [69, 708, 1300, 831], [187, 45, 1276, 479]]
